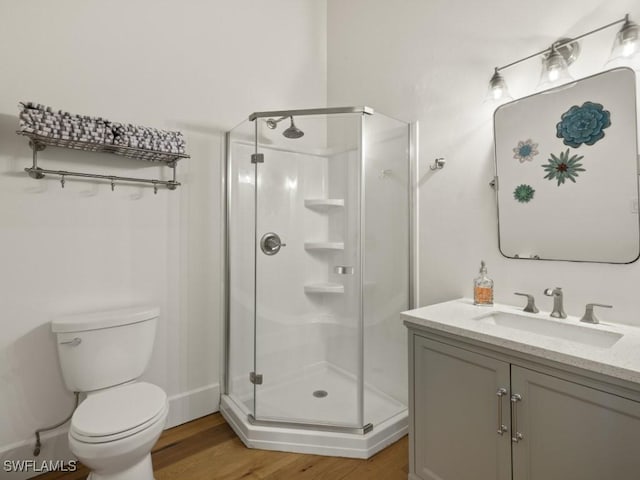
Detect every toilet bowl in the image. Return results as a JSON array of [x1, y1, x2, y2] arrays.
[[52, 307, 167, 480], [68, 382, 168, 480]]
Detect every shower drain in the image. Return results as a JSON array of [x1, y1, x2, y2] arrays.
[[313, 390, 328, 398]]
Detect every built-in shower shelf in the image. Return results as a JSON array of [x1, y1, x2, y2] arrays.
[[304, 242, 344, 251], [304, 283, 344, 294], [304, 198, 345, 209]]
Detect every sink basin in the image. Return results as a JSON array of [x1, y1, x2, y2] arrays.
[[474, 311, 623, 348]]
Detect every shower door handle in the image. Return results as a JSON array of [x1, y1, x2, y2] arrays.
[[260, 232, 286, 256]]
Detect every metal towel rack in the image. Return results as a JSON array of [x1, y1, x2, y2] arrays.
[[17, 132, 189, 193]]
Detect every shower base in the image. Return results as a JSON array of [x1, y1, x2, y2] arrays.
[[220, 362, 407, 458]]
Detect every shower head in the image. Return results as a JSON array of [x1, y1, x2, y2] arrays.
[[265, 115, 304, 139], [282, 117, 304, 139]]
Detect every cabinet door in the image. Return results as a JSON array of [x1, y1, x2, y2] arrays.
[[413, 336, 511, 480], [511, 365, 640, 480]]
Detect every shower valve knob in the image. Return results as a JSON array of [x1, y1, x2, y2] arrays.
[[260, 232, 285, 255]]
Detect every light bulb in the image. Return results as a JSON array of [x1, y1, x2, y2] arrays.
[[621, 39, 638, 58], [490, 84, 504, 100], [548, 67, 560, 82]]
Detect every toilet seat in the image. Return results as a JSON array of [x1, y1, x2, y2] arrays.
[[70, 382, 167, 444]]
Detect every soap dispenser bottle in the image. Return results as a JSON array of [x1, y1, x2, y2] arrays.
[[474, 260, 494, 306]]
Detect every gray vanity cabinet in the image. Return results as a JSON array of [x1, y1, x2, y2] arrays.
[[411, 335, 511, 480], [409, 333, 640, 480], [511, 365, 640, 480]]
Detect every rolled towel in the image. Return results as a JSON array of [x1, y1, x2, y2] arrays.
[[18, 101, 187, 155]]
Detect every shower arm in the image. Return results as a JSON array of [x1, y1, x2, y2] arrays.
[[266, 116, 290, 129]]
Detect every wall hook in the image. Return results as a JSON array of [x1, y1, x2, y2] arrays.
[[111, 179, 115, 191], [60, 175, 65, 189], [153, 182, 158, 195], [430, 158, 446, 170]]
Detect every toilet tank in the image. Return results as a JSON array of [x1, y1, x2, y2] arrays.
[[51, 306, 159, 392]]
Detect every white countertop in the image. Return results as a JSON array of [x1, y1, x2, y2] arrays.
[[402, 298, 640, 386]]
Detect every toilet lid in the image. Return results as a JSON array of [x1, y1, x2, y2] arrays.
[[71, 382, 167, 439]]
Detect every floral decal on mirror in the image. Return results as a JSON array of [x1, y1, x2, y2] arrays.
[[542, 149, 585, 186], [556, 101, 611, 148], [513, 184, 535, 203], [512, 139, 539, 162]]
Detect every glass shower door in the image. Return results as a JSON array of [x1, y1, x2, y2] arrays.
[[251, 112, 365, 430]]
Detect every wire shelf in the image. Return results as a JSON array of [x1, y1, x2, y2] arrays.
[[16, 131, 189, 164]]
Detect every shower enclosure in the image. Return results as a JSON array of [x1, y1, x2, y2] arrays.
[[221, 106, 415, 458]]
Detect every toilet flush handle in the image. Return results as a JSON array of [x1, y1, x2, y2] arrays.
[[60, 337, 82, 346]]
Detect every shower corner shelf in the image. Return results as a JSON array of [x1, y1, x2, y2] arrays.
[[304, 283, 344, 294], [304, 198, 345, 209], [304, 242, 345, 251], [17, 131, 189, 192]]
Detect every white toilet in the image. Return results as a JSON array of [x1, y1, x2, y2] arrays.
[[52, 306, 168, 480]]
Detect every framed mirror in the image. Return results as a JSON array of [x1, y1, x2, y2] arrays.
[[493, 67, 640, 263]]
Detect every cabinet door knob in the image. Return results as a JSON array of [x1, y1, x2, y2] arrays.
[[496, 388, 508, 435]]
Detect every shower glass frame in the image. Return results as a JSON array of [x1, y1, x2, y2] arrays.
[[223, 106, 414, 435]]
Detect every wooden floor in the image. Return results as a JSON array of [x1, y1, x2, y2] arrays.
[[36, 413, 409, 479]]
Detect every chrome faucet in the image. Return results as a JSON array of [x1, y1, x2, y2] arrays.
[[544, 287, 567, 319]]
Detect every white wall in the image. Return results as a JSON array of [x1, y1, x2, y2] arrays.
[[327, 0, 640, 325], [0, 0, 326, 474]]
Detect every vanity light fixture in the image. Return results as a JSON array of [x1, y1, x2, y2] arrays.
[[487, 14, 639, 101], [486, 68, 513, 102], [536, 40, 579, 91], [609, 14, 640, 61]]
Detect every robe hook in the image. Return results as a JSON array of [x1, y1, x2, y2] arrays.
[[430, 157, 446, 170]]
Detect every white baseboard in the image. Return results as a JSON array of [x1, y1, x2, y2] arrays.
[[0, 383, 220, 479], [165, 383, 220, 428]]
